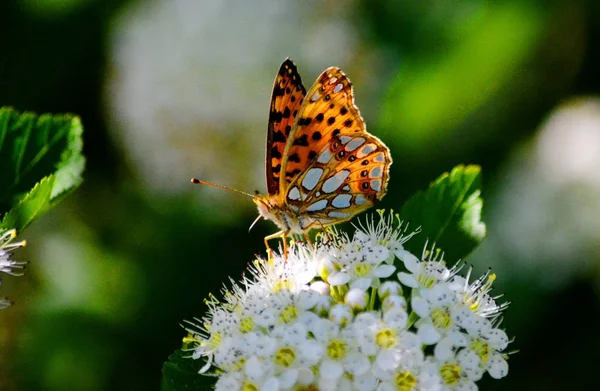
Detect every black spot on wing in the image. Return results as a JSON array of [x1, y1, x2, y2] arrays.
[[297, 117, 312, 126], [273, 130, 286, 143], [285, 169, 302, 178], [288, 153, 301, 163], [271, 146, 282, 159], [270, 110, 283, 123], [293, 134, 309, 146]]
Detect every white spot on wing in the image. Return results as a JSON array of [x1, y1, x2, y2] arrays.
[[332, 194, 352, 208], [373, 152, 386, 163], [355, 194, 368, 205], [370, 179, 382, 191], [342, 185, 350, 191], [322, 170, 351, 193], [311, 91, 320, 102], [306, 199, 328, 212], [317, 149, 333, 164], [302, 168, 323, 191], [329, 77, 338, 84], [328, 211, 351, 219], [356, 143, 377, 158], [370, 167, 382, 178], [345, 137, 366, 152], [288, 187, 300, 200], [340, 135, 353, 145], [333, 83, 343, 93]]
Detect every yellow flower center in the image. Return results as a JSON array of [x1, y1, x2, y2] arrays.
[[208, 332, 222, 350], [231, 357, 246, 372], [440, 363, 461, 385], [417, 274, 436, 288], [274, 346, 297, 368], [294, 385, 320, 391], [242, 382, 259, 391], [394, 371, 417, 391], [240, 317, 254, 333], [431, 308, 452, 329], [468, 273, 496, 311], [273, 279, 293, 292], [376, 328, 397, 349], [280, 305, 297, 323], [327, 340, 347, 360], [471, 339, 490, 363], [354, 263, 373, 278]]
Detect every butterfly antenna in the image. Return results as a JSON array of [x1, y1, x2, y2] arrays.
[[248, 214, 262, 233], [190, 178, 255, 198]]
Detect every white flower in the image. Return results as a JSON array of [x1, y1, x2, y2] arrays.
[[182, 211, 515, 391], [412, 283, 461, 345], [376, 353, 442, 391], [0, 229, 27, 276], [465, 323, 510, 379], [353, 308, 420, 373], [353, 209, 419, 257], [345, 288, 368, 311], [310, 318, 370, 383], [438, 348, 484, 391], [0, 229, 27, 310], [397, 243, 461, 289], [449, 268, 509, 318], [328, 238, 395, 290]]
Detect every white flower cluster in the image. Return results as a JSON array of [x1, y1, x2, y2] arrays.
[[0, 229, 27, 309], [183, 211, 512, 391]]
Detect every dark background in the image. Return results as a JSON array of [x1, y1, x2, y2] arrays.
[[1, 0, 599, 390]]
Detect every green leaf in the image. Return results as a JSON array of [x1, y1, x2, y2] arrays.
[[1, 175, 55, 231], [400, 165, 486, 263], [0, 107, 85, 231], [162, 349, 215, 391]]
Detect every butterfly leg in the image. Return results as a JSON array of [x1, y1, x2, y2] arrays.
[[264, 230, 289, 260], [303, 232, 314, 249], [313, 220, 332, 244]]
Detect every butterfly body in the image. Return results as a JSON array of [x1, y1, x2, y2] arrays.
[[257, 59, 392, 251]]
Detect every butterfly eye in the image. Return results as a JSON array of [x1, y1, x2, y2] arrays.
[[332, 141, 340, 149], [361, 182, 369, 190], [361, 170, 368, 177], [348, 156, 356, 162], [361, 159, 369, 166], [337, 150, 346, 159], [324, 94, 331, 101]]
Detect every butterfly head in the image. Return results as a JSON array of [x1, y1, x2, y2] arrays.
[[253, 194, 313, 235]]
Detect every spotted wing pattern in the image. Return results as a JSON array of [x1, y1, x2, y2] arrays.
[[266, 59, 306, 196], [280, 67, 392, 224]]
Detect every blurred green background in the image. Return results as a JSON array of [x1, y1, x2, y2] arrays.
[[1, 0, 600, 390]]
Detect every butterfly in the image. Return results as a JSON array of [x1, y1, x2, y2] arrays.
[[193, 59, 392, 255]]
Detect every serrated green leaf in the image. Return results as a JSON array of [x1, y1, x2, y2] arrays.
[[1, 175, 55, 231], [400, 165, 486, 263], [161, 349, 215, 391], [0, 107, 85, 230]]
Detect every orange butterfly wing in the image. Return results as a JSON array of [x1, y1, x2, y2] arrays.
[[280, 67, 392, 223], [266, 59, 306, 196]]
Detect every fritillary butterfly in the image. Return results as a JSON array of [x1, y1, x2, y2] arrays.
[[193, 59, 392, 254], [253, 59, 392, 253]]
